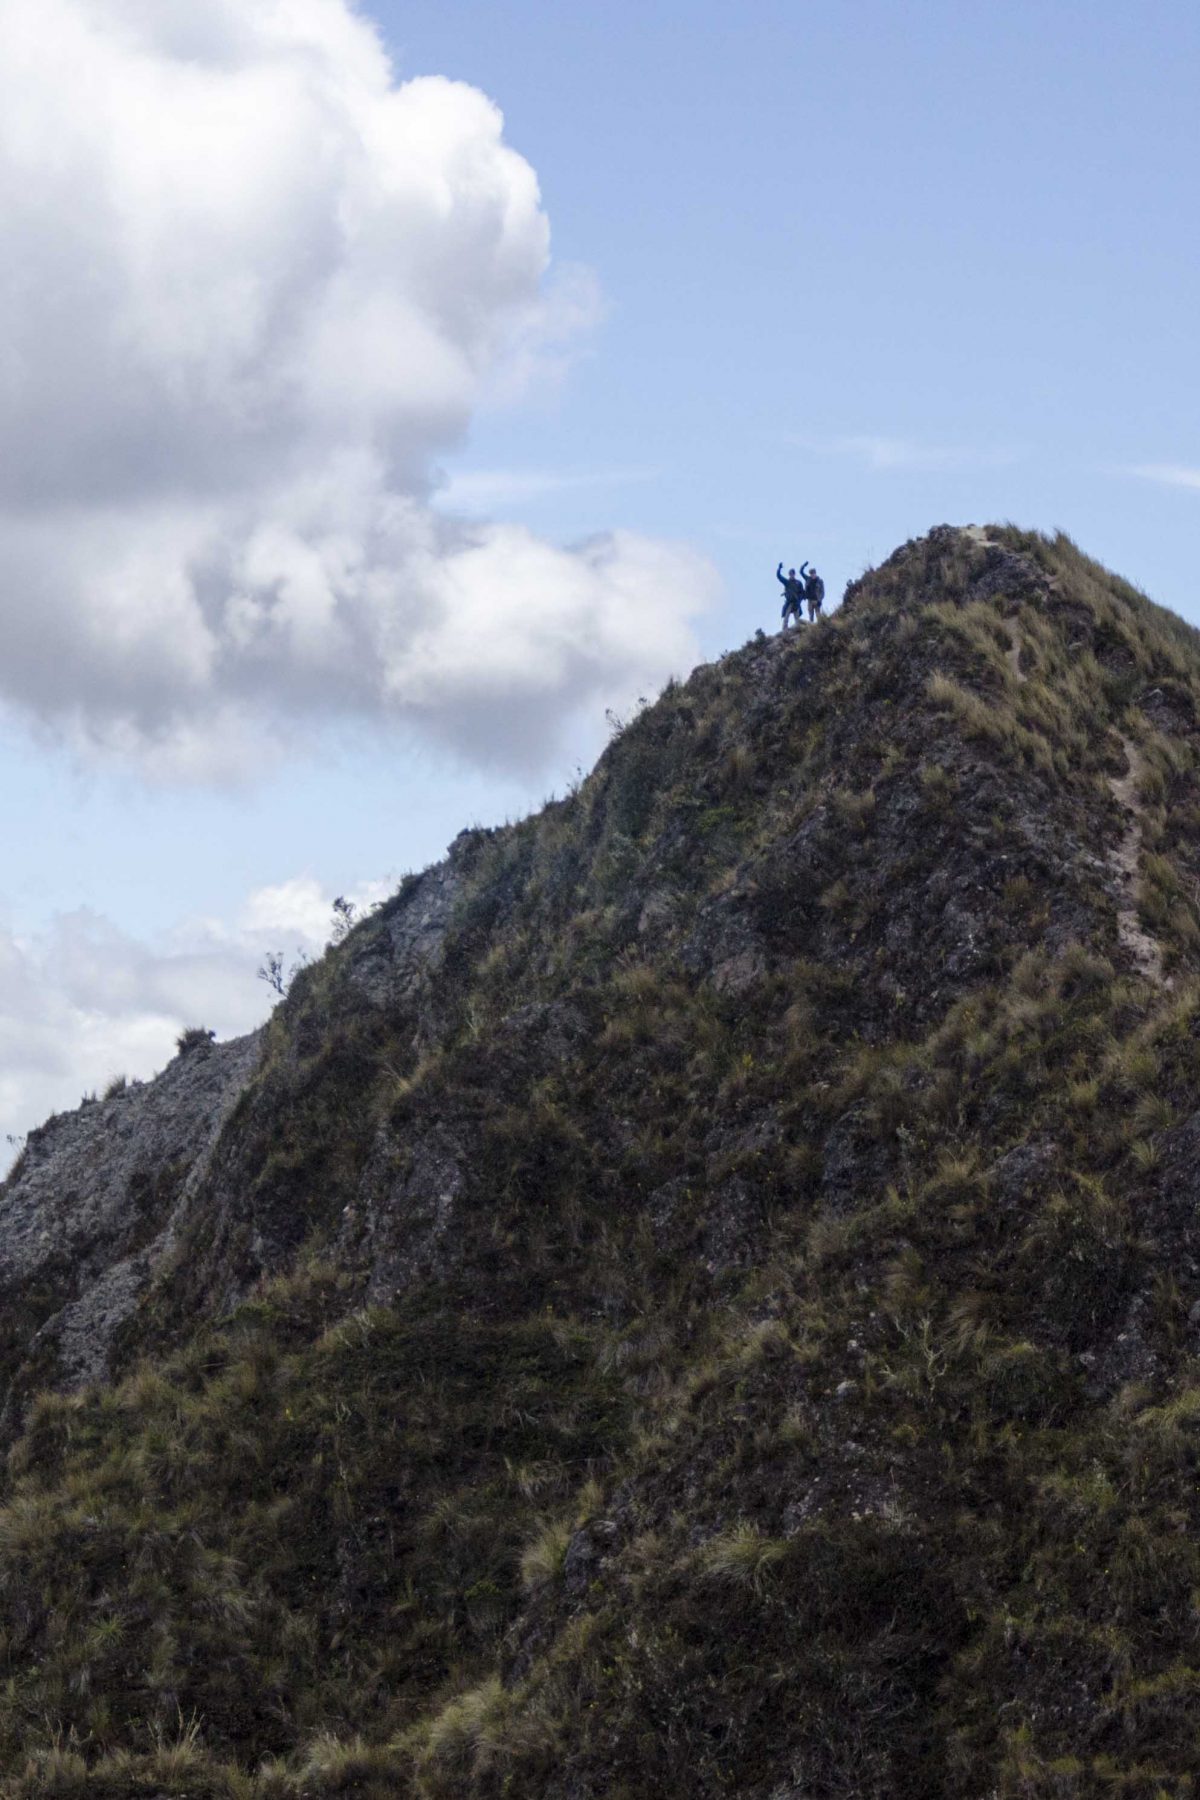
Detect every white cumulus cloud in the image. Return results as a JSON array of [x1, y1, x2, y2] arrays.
[[0, 0, 713, 777]]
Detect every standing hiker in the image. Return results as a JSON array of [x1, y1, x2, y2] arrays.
[[776, 562, 805, 630], [800, 562, 825, 622]]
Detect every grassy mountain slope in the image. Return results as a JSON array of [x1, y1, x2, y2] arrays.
[[6, 525, 1200, 1797]]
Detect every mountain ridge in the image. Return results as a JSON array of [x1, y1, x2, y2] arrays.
[[4, 523, 1200, 1795]]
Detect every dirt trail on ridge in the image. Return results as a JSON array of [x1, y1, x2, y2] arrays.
[[1108, 736, 1168, 986]]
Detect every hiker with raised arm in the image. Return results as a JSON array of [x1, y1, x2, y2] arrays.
[[800, 561, 825, 622], [776, 562, 805, 630]]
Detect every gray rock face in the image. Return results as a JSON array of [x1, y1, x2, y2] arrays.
[[341, 854, 468, 1010], [987, 1139, 1059, 1211], [0, 1030, 261, 1393], [358, 1125, 469, 1304]]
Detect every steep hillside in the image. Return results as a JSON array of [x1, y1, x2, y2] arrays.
[[5, 525, 1200, 1797]]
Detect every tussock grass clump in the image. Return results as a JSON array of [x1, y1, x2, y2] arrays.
[[698, 1522, 787, 1588]]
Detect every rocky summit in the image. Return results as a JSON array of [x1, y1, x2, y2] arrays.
[[5, 525, 1200, 1797]]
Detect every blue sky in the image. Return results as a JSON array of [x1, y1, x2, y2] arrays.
[[393, 0, 1200, 614], [0, 0, 1196, 1138]]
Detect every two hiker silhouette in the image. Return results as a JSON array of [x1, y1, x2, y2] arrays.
[[777, 561, 824, 628]]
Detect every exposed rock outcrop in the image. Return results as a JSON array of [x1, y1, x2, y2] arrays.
[[0, 1029, 261, 1402]]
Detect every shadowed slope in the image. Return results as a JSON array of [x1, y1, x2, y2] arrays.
[[5, 525, 1200, 1796]]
